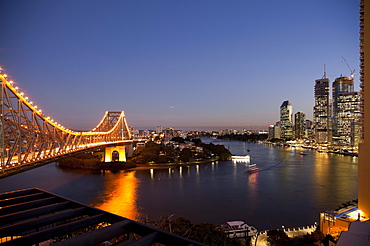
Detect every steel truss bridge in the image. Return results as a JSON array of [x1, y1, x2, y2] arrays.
[[0, 72, 132, 173]]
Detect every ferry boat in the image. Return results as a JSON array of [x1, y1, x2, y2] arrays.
[[231, 155, 250, 162], [222, 221, 258, 238], [247, 164, 259, 173]]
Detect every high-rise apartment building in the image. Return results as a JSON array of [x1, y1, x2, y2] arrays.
[[156, 125, 162, 134], [268, 122, 281, 140], [313, 76, 331, 143], [305, 119, 313, 140], [358, 0, 370, 218], [332, 76, 354, 141], [280, 100, 293, 140], [336, 91, 362, 146], [294, 111, 306, 139]]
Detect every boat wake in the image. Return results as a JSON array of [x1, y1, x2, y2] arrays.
[[244, 160, 285, 174]]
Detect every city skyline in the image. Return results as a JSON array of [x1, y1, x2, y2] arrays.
[[0, 0, 360, 131]]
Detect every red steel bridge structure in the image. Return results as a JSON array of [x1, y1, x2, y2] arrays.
[[0, 71, 133, 173]]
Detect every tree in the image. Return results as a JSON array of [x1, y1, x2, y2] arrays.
[[179, 148, 193, 162], [191, 138, 202, 145], [144, 215, 243, 246], [267, 229, 290, 246], [171, 137, 186, 143]]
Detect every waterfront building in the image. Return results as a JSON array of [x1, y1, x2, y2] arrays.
[[268, 123, 281, 140], [280, 100, 293, 140], [332, 76, 354, 142], [268, 125, 274, 140], [358, 0, 370, 220], [336, 91, 362, 146], [294, 111, 306, 139], [321, 0, 370, 239], [305, 119, 314, 140], [313, 76, 331, 143]]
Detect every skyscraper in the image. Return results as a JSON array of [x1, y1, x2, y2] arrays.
[[332, 76, 354, 141], [280, 100, 293, 140], [336, 91, 361, 146], [294, 111, 306, 140], [313, 76, 330, 143]]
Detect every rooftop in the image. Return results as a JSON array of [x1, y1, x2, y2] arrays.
[[0, 188, 205, 246]]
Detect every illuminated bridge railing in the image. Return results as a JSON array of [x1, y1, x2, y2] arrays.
[[0, 70, 132, 172]]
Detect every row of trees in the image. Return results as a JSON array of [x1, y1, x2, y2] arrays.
[[57, 152, 136, 170], [143, 215, 334, 246], [143, 215, 244, 246], [130, 138, 231, 164]]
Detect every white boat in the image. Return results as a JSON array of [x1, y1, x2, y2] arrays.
[[246, 164, 259, 173], [222, 221, 258, 238], [231, 155, 250, 162]]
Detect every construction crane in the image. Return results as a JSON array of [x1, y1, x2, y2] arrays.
[[342, 56, 355, 79]]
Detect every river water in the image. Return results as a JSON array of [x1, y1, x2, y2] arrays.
[[0, 139, 358, 229]]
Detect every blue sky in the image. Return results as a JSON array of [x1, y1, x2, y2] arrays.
[[0, 0, 360, 130]]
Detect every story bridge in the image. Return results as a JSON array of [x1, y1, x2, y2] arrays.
[[0, 71, 134, 173]]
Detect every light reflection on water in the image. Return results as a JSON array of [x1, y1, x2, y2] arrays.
[[0, 140, 358, 229], [92, 171, 140, 221]]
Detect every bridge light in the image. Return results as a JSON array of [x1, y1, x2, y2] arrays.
[[9, 80, 14, 84], [20, 92, 24, 96], [25, 97, 28, 100], [3, 74, 7, 77], [15, 86, 18, 90]]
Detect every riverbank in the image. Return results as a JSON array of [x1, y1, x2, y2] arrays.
[[127, 158, 218, 171]]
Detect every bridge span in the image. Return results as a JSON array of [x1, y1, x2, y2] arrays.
[[0, 71, 135, 173]]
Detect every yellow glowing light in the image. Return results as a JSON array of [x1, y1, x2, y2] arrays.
[[94, 172, 140, 220], [3, 74, 7, 77]]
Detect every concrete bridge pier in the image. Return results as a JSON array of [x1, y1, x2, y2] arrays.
[[104, 143, 133, 162]]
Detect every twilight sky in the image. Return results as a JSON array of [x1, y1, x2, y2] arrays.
[[0, 0, 360, 131]]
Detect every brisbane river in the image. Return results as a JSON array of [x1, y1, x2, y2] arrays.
[[0, 139, 358, 229]]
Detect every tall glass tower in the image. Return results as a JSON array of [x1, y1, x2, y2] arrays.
[[313, 76, 330, 143], [294, 111, 306, 140], [280, 100, 293, 140], [332, 76, 354, 141]]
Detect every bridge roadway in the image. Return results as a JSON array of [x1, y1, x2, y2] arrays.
[[0, 139, 147, 175], [1, 140, 127, 170]]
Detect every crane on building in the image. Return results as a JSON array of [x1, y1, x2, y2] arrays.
[[342, 56, 355, 79]]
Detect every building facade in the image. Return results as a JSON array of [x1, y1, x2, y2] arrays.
[[294, 111, 306, 139], [280, 100, 293, 140], [313, 77, 331, 143], [336, 92, 362, 146], [358, 0, 370, 218], [332, 76, 354, 141]]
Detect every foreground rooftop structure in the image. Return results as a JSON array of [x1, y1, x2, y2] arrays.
[[0, 188, 205, 246]]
